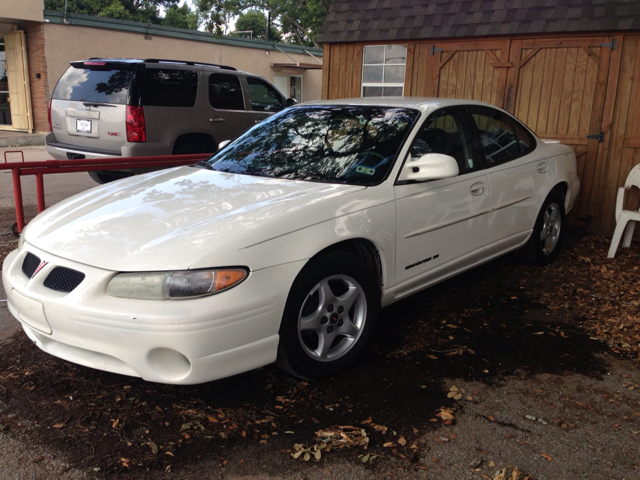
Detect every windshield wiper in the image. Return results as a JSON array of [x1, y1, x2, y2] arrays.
[[83, 102, 117, 108], [195, 160, 214, 170]]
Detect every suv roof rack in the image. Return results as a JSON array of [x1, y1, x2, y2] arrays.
[[143, 59, 237, 71]]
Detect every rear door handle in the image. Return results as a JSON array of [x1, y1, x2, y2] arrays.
[[537, 162, 549, 173], [470, 182, 486, 196], [210, 117, 225, 123]]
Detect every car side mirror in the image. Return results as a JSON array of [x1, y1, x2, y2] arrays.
[[285, 98, 297, 107], [397, 153, 459, 182], [218, 140, 231, 150]]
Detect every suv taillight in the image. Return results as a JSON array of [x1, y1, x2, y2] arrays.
[[48, 98, 52, 132], [126, 106, 146, 142]]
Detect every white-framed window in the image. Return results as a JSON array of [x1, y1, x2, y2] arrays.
[[361, 45, 407, 97], [273, 74, 303, 103]]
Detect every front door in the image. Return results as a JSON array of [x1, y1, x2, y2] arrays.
[[3, 31, 32, 132], [394, 107, 490, 298]]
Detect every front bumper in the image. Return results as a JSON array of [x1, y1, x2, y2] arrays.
[[2, 244, 304, 384]]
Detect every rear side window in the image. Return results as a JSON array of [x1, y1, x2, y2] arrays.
[[209, 74, 244, 110], [246, 77, 283, 112], [468, 106, 531, 165], [143, 69, 198, 107], [53, 67, 134, 104]]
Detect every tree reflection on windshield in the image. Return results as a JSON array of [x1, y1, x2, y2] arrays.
[[209, 106, 419, 186]]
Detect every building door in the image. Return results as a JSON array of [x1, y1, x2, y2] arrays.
[[505, 36, 615, 221], [412, 39, 511, 108], [3, 31, 33, 132]]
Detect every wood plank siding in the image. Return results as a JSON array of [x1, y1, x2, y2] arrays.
[[322, 32, 640, 236]]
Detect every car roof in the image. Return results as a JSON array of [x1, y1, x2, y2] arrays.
[[300, 97, 504, 113], [72, 58, 242, 73]]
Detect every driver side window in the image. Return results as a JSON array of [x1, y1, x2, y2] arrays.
[[247, 77, 283, 112], [409, 109, 475, 174]]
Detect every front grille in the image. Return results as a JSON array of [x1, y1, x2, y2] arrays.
[[22, 252, 41, 278], [44, 267, 86, 293]]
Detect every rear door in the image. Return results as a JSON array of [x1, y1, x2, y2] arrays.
[[205, 72, 259, 143], [50, 61, 135, 154], [466, 105, 547, 255]]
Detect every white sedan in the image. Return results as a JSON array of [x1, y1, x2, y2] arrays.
[[2, 98, 580, 384]]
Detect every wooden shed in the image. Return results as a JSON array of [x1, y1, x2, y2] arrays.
[[318, 0, 640, 236]]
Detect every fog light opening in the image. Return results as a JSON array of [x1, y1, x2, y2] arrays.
[[147, 348, 192, 380]]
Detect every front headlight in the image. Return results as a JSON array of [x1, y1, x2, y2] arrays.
[[107, 268, 248, 300]]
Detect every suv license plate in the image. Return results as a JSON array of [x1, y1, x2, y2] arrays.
[[76, 119, 92, 133]]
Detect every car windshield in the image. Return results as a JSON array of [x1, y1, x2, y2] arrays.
[[206, 105, 420, 186]]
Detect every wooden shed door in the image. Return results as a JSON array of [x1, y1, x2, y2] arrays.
[[413, 40, 511, 108], [505, 37, 615, 218], [4, 31, 33, 132]]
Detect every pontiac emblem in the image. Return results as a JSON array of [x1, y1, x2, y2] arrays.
[[32, 260, 49, 278]]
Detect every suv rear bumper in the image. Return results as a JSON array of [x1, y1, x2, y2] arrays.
[[45, 133, 171, 160]]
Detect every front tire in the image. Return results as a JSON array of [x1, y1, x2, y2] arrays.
[[517, 189, 565, 266], [277, 252, 380, 379]]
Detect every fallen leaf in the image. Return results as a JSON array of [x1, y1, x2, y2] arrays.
[[541, 453, 553, 461], [398, 437, 407, 446]]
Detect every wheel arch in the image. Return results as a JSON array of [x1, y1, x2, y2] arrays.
[[308, 238, 384, 295], [172, 133, 217, 154]]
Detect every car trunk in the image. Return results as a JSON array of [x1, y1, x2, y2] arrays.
[[49, 61, 140, 155]]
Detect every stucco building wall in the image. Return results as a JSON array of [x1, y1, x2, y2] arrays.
[[0, 0, 44, 23], [43, 23, 322, 105]]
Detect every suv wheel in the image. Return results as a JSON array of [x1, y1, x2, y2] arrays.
[[88, 171, 134, 184]]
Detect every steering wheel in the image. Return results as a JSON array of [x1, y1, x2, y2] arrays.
[[358, 151, 386, 160]]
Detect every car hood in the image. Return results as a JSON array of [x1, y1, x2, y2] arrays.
[[24, 167, 366, 271]]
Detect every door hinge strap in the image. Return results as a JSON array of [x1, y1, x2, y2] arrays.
[[587, 132, 604, 143], [431, 45, 444, 55], [599, 39, 617, 50]]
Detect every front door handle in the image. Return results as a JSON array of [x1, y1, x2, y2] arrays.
[[537, 162, 549, 173], [470, 182, 485, 196], [210, 117, 226, 123]]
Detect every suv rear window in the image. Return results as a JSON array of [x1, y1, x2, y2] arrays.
[[143, 69, 198, 107], [53, 66, 134, 104]]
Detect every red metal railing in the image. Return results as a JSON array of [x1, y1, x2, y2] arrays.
[[1, 151, 210, 236]]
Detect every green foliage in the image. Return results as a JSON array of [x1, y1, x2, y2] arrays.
[[194, 0, 332, 47], [162, 3, 199, 29], [44, 0, 197, 29], [231, 10, 281, 42]]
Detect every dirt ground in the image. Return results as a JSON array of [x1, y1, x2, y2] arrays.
[[1, 203, 640, 480]]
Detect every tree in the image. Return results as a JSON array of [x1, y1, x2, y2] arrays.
[[162, 3, 199, 29], [44, 0, 198, 28], [195, 0, 332, 47], [231, 10, 281, 42]]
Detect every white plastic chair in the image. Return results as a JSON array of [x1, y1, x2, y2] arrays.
[[608, 163, 640, 258]]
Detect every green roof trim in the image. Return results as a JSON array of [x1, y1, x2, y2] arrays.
[[43, 10, 323, 57]]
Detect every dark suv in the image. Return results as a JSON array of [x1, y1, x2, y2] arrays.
[[46, 58, 294, 183]]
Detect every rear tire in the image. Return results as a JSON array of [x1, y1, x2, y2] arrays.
[[88, 170, 133, 184], [277, 252, 380, 379], [517, 189, 565, 266], [173, 139, 215, 155]]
